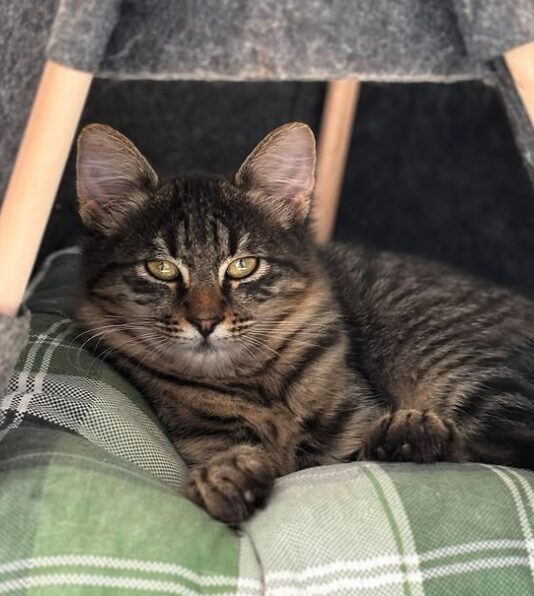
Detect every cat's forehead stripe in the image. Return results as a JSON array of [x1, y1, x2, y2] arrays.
[[155, 176, 282, 265], [154, 233, 172, 256], [154, 186, 235, 265], [162, 225, 177, 259], [237, 233, 251, 252]]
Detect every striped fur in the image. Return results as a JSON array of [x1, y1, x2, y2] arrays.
[[76, 123, 534, 523]]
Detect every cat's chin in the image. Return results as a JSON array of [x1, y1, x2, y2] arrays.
[[154, 339, 251, 379]]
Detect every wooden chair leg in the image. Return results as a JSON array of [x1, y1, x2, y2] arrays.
[[505, 41, 534, 130], [314, 79, 360, 244], [0, 61, 92, 317]]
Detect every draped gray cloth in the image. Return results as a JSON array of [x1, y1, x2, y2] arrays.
[[1, 0, 534, 391]]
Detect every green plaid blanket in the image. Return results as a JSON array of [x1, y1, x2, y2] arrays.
[[1, 248, 533, 595]]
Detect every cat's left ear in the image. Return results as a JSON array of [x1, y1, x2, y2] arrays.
[[235, 122, 316, 227], [76, 124, 158, 235]]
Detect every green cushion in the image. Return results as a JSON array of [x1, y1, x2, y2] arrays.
[[1, 248, 533, 595]]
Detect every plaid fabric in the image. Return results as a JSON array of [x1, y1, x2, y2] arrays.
[[1, 248, 533, 595]]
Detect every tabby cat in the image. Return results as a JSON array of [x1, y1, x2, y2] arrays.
[[76, 122, 534, 524]]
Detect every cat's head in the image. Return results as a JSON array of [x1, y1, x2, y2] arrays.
[[76, 122, 329, 378]]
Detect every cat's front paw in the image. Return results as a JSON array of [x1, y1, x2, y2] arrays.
[[185, 446, 275, 524], [360, 409, 464, 463]]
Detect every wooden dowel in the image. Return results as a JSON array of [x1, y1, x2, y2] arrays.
[[504, 40, 534, 130], [0, 61, 92, 317], [314, 79, 360, 244]]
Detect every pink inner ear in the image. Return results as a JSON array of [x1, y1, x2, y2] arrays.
[[237, 123, 316, 213], [80, 157, 141, 201], [264, 149, 315, 197], [76, 125, 158, 233]]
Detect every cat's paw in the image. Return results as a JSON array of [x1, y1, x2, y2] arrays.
[[360, 409, 463, 463], [185, 446, 275, 524]]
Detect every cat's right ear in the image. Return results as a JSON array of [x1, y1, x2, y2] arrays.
[[76, 124, 158, 235], [235, 122, 316, 228]]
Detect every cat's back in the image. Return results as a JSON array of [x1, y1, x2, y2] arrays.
[[319, 242, 534, 381]]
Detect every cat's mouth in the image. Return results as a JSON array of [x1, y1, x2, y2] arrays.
[[132, 326, 260, 377], [195, 338, 216, 352]]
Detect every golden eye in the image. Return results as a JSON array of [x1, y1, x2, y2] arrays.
[[146, 260, 180, 281], [226, 257, 259, 279]]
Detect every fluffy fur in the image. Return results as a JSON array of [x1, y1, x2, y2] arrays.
[[76, 122, 534, 524]]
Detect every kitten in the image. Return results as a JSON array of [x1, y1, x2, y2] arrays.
[[76, 122, 534, 524]]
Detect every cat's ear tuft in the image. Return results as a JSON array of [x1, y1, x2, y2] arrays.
[[76, 124, 158, 235], [235, 122, 316, 227]]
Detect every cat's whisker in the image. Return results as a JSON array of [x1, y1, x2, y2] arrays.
[[239, 335, 281, 358], [245, 322, 337, 338], [73, 323, 141, 343], [72, 320, 158, 345], [74, 324, 157, 365], [132, 337, 173, 373], [90, 332, 165, 371], [245, 328, 332, 346], [76, 326, 164, 372], [236, 337, 272, 360], [246, 330, 331, 344], [246, 319, 336, 330]]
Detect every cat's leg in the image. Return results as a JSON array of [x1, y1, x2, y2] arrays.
[[365, 410, 534, 469], [360, 409, 466, 464], [185, 444, 275, 524], [359, 377, 534, 467], [461, 398, 534, 470]]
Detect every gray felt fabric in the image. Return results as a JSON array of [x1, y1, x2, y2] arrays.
[[453, 0, 534, 61], [47, 0, 121, 74], [45, 0, 533, 82], [53, 0, 482, 81], [0, 311, 30, 399], [0, 0, 57, 199], [492, 59, 534, 186]]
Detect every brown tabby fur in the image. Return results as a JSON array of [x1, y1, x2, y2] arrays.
[[76, 122, 534, 524]]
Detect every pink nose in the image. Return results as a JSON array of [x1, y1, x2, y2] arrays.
[[188, 317, 222, 337]]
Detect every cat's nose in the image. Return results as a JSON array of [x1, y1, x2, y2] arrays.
[[188, 316, 222, 337]]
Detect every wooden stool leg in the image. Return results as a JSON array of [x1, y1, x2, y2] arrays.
[[314, 79, 360, 244], [0, 61, 93, 317], [505, 41, 534, 130]]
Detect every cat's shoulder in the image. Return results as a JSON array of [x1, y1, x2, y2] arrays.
[[318, 242, 454, 282], [318, 242, 534, 306]]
